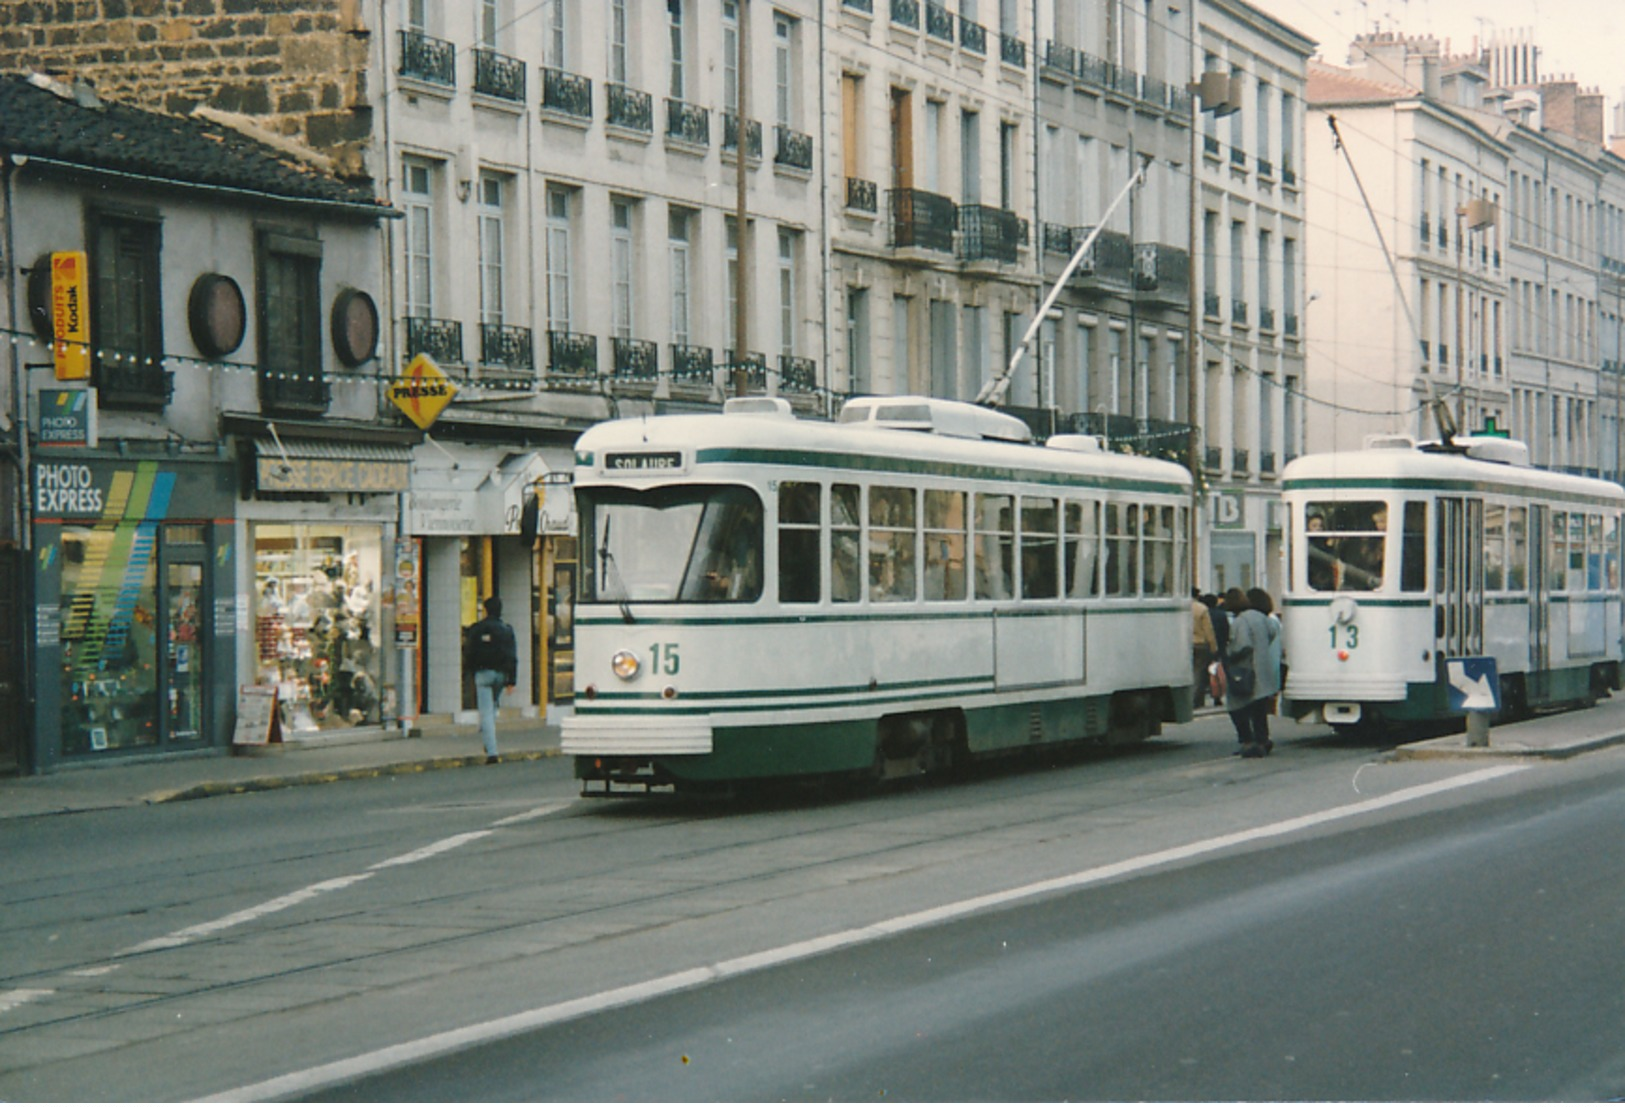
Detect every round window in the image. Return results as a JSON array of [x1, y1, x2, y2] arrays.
[[331, 287, 379, 367], [187, 273, 247, 359]]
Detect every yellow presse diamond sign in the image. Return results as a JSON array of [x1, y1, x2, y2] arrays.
[[389, 353, 457, 429]]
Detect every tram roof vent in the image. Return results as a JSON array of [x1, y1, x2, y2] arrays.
[[722, 397, 796, 419], [1045, 433, 1107, 454], [1459, 436, 1531, 467], [1363, 433, 1416, 450], [837, 395, 1033, 444]]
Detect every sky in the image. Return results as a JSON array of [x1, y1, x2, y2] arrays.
[[1249, 0, 1624, 114]]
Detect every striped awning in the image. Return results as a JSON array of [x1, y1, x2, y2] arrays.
[[254, 438, 412, 493]]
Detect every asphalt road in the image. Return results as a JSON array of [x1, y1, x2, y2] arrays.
[[5, 714, 1623, 1101], [322, 760, 1625, 1102]]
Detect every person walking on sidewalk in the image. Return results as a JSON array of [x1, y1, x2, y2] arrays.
[[464, 596, 517, 764]]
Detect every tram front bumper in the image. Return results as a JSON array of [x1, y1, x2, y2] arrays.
[[560, 714, 714, 757]]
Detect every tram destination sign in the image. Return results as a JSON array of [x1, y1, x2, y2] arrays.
[[604, 451, 683, 473]]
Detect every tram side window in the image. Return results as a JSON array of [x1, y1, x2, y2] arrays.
[[1065, 499, 1101, 597], [1587, 514, 1605, 591], [1484, 503, 1506, 591], [869, 485, 918, 602], [1175, 506, 1190, 596], [1506, 506, 1528, 590], [1104, 502, 1139, 596], [1401, 502, 1427, 592], [1608, 515, 1621, 591], [1020, 497, 1059, 599], [975, 493, 1014, 600], [832, 483, 861, 603], [778, 482, 821, 604], [924, 489, 968, 601], [1568, 513, 1587, 592], [1143, 505, 1175, 596]]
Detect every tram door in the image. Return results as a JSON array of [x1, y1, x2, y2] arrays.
[[1434, 497, 1483, 658], [1528, 505, 1550, 674]]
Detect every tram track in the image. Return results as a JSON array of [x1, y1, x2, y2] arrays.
[[0, 735, 1296, 1049]]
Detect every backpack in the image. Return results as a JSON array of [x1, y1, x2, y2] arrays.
[[466, 620, 506, 671]]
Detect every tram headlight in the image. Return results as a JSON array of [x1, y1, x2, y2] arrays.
[[611, 650, 641, 681]]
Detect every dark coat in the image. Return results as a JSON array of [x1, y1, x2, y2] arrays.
[[464, 615, 518, 685]]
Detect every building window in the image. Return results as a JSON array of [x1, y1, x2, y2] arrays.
[[478, 0, 500, 47], [612, 198, 636, 340], [774, 12, 797, 127], [669, 207, 693, 346], [610, 0, 629, 83], [402, 159, 434, 318], [546, 185, 574, 332], [723, 1, 739, 113], [88, 208, 166, 403], [478, 174, 505, 326], [777, 228, 797, 358], [1000, 121, 1018, 210], [726, 216, 740, 350], [258, 229, 324, 410], [847, 287, 870, 393], [543, 0, 566, 68], [668, 0, 686, 99]]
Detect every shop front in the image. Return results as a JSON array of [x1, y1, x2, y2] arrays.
[[242, 436, 409, 736], [31, 455, 236, 768]]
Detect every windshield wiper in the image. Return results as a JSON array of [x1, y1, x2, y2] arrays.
[[598, 517, 635, 624]]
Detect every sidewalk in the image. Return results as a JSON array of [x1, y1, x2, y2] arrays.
[[6, 696, 1625, 822], [0, 712, 565, 821]]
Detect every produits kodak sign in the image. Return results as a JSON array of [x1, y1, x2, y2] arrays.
[[51, 250, 90, 381]]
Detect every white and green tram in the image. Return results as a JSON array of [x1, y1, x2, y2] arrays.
[[1280, 434, 1625, 732], [562, 396, 1195, 794]]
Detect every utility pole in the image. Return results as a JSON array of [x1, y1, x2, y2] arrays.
[[732, 0, 750, 398]]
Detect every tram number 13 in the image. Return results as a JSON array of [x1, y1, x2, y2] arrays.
[[1329, 625, 1359, 650], [650, 643, 681, 675]]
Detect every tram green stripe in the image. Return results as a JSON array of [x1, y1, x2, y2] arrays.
[[1284, 474, 1624, 507], [577, 678, 994, 715], [685, 446, 1190, 494], [579, 603, 1181, 627]]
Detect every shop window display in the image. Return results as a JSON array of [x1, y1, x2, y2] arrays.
[[59, 525, 160, 753], [254, 525, 383, 731]]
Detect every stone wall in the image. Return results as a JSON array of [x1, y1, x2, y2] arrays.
[[0, 0, 375, 180]]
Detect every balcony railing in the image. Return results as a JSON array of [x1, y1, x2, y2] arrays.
[[1070, 227, 1132, 286], [723, 112, 763, 159], [889, 188, 956, 253], [546, 330, 598, 379], [846, 177, 878, 213], [723, 350, 769, 391], [473, 47, 525, 101], [257, 368, 327, 414], [891, 0, 919, 29], [607, 83, 653, 132], [399, 29, 454, 87], [95, 353, 174, 410], [959, 16, 986, 54], [404, 316, 464, 364], [774, 125, 813, 170], [612, 337, 658, 380], [666, 98, 710, 145], [1041, 222, 1076, 255], [780, 355, 817, 392], [1136, 243, 1190, 301], [480, 323, 533, 372], [542, 67, 592, 119], [1001, 32, 1026, 67], [670, 343, 714, 381], [1044, 40, 1077, 77], [958, 204, 1021, 264], [1069, 412, 1195, 464], [925, 1, 953, 40]]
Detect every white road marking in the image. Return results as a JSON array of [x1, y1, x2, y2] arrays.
[[202, 763, 1528, 1103], [368, 831, 493, 870], [0, 989, 55, 1014], [488, 801, 573, 828]]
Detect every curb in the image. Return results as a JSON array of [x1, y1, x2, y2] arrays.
[[1388, 730, 1625, 762], [139, 748, 565, 805]]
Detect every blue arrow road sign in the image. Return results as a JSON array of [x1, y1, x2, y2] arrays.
[[1445, 656, 1500, 714]]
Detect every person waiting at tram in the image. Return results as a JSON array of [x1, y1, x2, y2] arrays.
[[1222, 587, 1281, 757]]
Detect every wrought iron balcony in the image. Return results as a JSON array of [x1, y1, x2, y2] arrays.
[[722, 112, 763, 159], [891, 0, 919, 29], [1112, 62, 1139, 97], [399, 29, 454, 87], [1043, 41, 1077, 77], [1068, 412, 1195, 464], [958, 204, 1021, 264], [925, 1, 953, 40], [542, 67, 592, 119], [1229, 145, 1246, 170], [723, 350, 769, 390], [670, 343, 714, 382], [959, 16, 986, 54], [94, 352, 174, 410], [1077, 51, 1112, 88], [666, 98, 709, 145], [1203, 133, 1221, 158], [404, 316, 464, 364], [1256, 157, 1274, 179], [607, 83, 653, 132], [1041, 222, 1076, 255], [612, 337, 658, 380], [1135, 243, 1190, 303], [257, 368, 328, 415], [547, 330, 598, 378], [1001, 32, 1026, 67], [774, 125, 813, 170], [779, 355, 817, 393], [473, 48, 525, 101], [846, 177, 878, 213], [1071, 227, 1132, 287], [889, 188, 956, 253], [480, 323, 533, 372]]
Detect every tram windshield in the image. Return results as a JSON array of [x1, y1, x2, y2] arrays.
[[1304, 500, 1388, 592], [580, 486, 763, 604]]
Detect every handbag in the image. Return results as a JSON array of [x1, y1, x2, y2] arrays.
[[1225, 644, 1255, 698]]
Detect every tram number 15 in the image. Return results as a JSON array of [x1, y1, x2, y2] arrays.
[[1328, 625, 1359, 650], [650, 643, 681, 675]]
